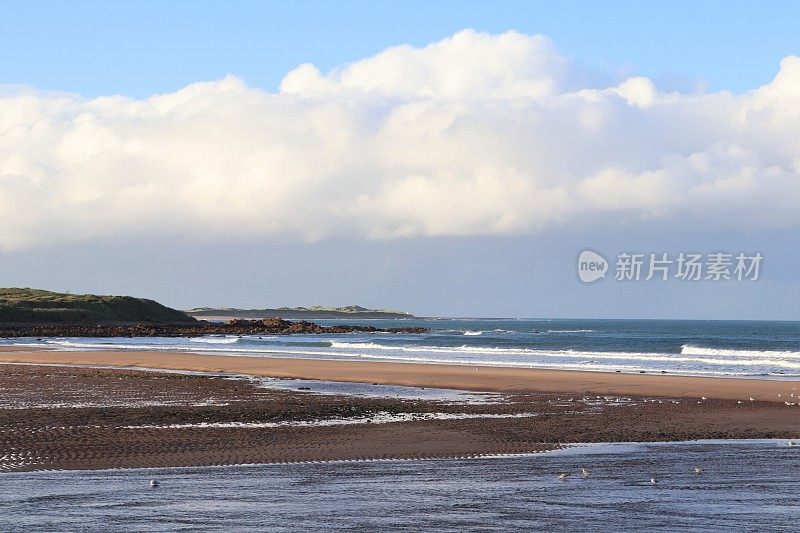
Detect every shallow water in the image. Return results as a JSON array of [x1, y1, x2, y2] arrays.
[[252, 376, 504, 403], [2, 440, 798, 532]]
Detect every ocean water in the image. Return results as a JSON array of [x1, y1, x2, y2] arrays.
[[2, 440, 798, 532], [5, 319, 800, 377]]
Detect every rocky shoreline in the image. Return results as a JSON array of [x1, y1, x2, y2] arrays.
[[0, 317, 429, 338]]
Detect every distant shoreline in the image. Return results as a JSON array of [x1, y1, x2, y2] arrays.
[[186, 307, 414, 320]]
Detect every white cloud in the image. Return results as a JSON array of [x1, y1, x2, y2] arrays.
[[0, 29, 798, 250]]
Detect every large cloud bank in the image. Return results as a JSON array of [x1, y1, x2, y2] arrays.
[[0, 30, 798, 249]]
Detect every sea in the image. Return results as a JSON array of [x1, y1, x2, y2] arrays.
[[2, 440, 798, 532], [5, 318, 800, 378]]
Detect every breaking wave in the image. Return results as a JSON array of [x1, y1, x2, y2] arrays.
[[681, 345, 800, 359], [189, 336, 240, 344]]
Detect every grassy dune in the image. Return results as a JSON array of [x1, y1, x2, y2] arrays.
[[0, 288, 195, 325]]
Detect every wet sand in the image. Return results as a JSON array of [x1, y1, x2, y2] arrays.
[[0, 361, 798, 472], [0, 348, 797, 402]]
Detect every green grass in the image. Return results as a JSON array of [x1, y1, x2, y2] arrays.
[[0, 288, 196, 324]]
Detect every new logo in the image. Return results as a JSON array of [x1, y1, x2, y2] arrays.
[[577, 250, 608, 283]]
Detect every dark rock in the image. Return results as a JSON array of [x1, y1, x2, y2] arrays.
[[0, 318, 429, 338]]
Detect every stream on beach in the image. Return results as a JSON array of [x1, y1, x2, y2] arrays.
[[2, 440, 798, 532]]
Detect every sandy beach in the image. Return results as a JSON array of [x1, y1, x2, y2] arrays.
[[1, 349, 798, 472], [0, 348, 797, 402]]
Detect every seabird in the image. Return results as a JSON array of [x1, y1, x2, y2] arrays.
[[581, 467, 590, 478], [749, 397, 755, 401], [558, 472, 569, 480], [701, 397, 707, 400], [650, 477, 657, 485], [149, 479, 160, 488], [694, 467, 703, 474]]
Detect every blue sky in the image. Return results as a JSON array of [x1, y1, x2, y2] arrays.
[[0, 2, 798, 319], [2, 0, 798, 96]]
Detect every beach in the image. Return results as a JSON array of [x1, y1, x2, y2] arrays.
[[0, 348, 797, 401], [0, 350, 797, 472]]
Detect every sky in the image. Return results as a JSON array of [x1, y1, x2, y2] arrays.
[[0, 1, 798, 319]]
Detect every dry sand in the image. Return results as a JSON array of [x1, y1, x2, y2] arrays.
[[0, 348, 797, 402]]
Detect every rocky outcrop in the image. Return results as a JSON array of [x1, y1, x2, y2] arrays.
[[0, 318, 428, 338]]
